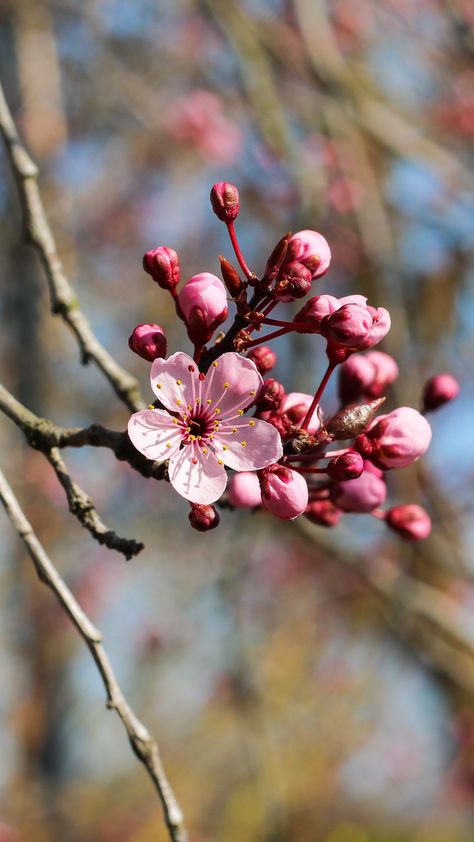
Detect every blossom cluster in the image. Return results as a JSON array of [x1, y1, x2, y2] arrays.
[[128, 182, 459, 538]]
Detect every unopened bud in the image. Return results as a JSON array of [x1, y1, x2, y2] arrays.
[[422, 373, 460, 412], [330, 468, 387, 513], [128, 324, 167, 362], [210, 182, 240, 222], [286, 230, 331, 279], [263, 233, 290, 285], [143, 246, 180, 290], [247, 346, 277, 375], [219, 255, 245, 298], [274, 261, 312, 301], [325, 398, 385, 440], [227, 472, 262, 508], [259, 464, 309, 520], [256, 378, 285, 412], [189, 504, 220, 532], [322, 304, 373, 348], [178, 273, 228, 345], [305, 499, 342, 527], [385, 504, 431, 541], [327, 451, 364, 481]]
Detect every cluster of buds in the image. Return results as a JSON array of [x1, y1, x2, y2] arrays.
[[127, 182, 459, 537]]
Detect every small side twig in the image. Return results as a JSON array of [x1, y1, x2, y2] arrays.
[[0, 467, 188, 842], [0, 80, 144, 413]]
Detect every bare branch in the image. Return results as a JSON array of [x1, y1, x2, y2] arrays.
[[0, 467, 188, 842], [0, 80, 144, 413]]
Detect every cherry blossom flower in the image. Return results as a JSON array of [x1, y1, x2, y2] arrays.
[[128, 351, 283, 504]]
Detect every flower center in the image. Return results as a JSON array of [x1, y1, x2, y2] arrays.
[[181, 409, 217, 444]]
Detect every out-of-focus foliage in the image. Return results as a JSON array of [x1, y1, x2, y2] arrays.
[[0, 1, 474, 839]]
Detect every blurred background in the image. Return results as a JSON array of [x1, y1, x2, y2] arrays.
[[1, 1, 474, 839]]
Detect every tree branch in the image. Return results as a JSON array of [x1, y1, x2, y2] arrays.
[[0, 467, 188, 842], [0, 80, 144, 413]]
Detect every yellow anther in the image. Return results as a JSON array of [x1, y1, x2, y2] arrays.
[[201, 448, 207, 454], [223, 382, 230, 388], [238, 410, 244, 416], [214, 407, 221, 414], [212, 361, 219, 367], [176, 399, 182, 406], [195, 398, 201, 404], [190, 435, 196, 441], [156, 383, 162, 389], [187, 404, 192, 411], [222, 445, 229, 451], [249, 390, 256, 396], [241, 441, 247, 447], [248, 420, 255, 426], [172, 418, 178, 424], [232, 427, 237, 433], [207, 399, 212, 404], [217, 459, 224, 465], [148, 404, 154, 409], [166, 442, 172, 449], [176, 379, 182, 385], [209, 434, 214, 440]]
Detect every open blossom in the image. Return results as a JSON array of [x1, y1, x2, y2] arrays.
[[128, 352, 282, 504]]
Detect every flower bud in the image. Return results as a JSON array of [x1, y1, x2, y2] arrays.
[[385, 504, 431, 541], [305, 499, 342, 527], [362, 407, 432, 469], [338, 351, 398, 403], [327, 451, 364, 481], [286, 230, 331, 279], [256, 378, 285, 412], [322, 304, 373, 348], [247, 346, 277, 375], [259, 465, 309, 520], [178, 272, 228, 345], [330, 468, 386, 513], [325, 398, 385, 440], [143, 246, 180, 290], [274, 261, 312, 301], [280, 392, 320, 433], [219, 255, 245, 298], [263, 233, 290, 285], [227, 472, 262, 508], [295, 294, 340, 334], [189, 503, 220, 532], [210, 182, 240, 222], [422, 373, 460, 412], [128, 324, 167, 362]]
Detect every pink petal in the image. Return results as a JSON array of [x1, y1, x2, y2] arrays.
[[201, 352, 262, 418], [168, 442, 228, 504], [128, 410, 182, 461], [215, 418, 283, 471], [151, 351, 200, 414]]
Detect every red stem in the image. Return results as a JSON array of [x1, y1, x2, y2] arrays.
[[243, 326, 293, 349], [226, 221, 254, 281], [300, 363, 336, 432], [193, 345, 203, 364]]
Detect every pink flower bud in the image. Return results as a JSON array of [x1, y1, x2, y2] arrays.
[[280, 392, 320, 433], [274, 261, 312, 301], [189, 504, 220, 532], [143, 246, 180, 290], [227, 472, 262, 508], [295, 294, 340, 334], [323, 303, 373, 347], [305, 499, 342, 527], [422, 373, 460, 412], [327, 451, 364, 481], [178, 272, 228, 344], [259, 465, 309, 520], [356, 307, 391, 350], [330, 468, 386, 513], [363, 407, 432, 469], [256, 378, 285, 412], [339, 351, 398, 403], [247, 346, 277, 375], [286, 230, 331, 279], [210, 182, 240, 222], [128, 324, 167, 362], [385, 504, 432, 541]]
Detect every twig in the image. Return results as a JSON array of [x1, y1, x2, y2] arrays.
[[0, 80, 144, 413], [0, 467, 188, 842], [0, 383, 146, 559]]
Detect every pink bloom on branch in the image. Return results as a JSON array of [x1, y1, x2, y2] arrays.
[[143, 246, 180, 290], [128, 352, 282, 504], [178, 272, 228, 345], [286, 230, 331, 279], [259, 465, 309, 520]]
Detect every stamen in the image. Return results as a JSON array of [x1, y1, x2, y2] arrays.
[[248, 420, 255, 426], [207, 399, 212, 404], [156, 383, 162, 389], [238, 410, 244, 416], [223, 382, 230, 388], [176, 379, 182, 385], [241, 441, 247, 447], [217, 459, 224, 465], [212, 361, 219, 368], [148, 404, 154, 409]]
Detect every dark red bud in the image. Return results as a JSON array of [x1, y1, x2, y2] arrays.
[[210, 182, 240, 222], [247, 346, 277, 375], [143, 246, 180, 290], [263, 232, 290, 284], [256, 378, 285, 412], [219, 255, 245, 297], [128, 324, 167, 362], [327, 451, 364, 481], [274, 261, 312, 300], [305, 499, 342, 527], [385, 504, 431, 541], [422, 373, 460, 412], [189, 504, 221, 532]]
